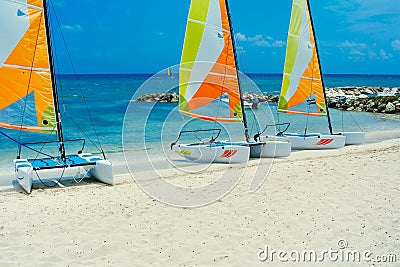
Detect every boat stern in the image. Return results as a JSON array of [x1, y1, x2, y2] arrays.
[[78, 153, 114, 185], [13, 159, 33, 193], [337, 132, 366, 145]]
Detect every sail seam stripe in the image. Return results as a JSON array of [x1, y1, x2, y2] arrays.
[[180, 111, 242, 122], [292, 2, 305, 9], [180, 68, 236, 79], [284, 73, 321, 81], [188, 19, 230, 34], [288, 33, 315, 44], [209, 72, 236, 79], [4, 0, 42, 11], [2, 64, 50, 72], [0, 122, 54, 131]]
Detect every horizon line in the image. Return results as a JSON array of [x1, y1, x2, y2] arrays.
[[57, 72, 400, 76]]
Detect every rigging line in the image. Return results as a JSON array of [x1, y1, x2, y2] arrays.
[[49, 14, 67, 115], [49, 0, 105, 157], [35, 165, 66, 188], [73, 167, 90, 184], [234, 34, 260, 135], [342, 106, 344, 132], [30, 125, 69, 187], [179, 113, 202, 142], [347, 110, 364, 132], [330, 55, 364, 133], [0, 130, 53, 158], [64, 113, 102, 152], [51, 41, 100, 152], [226, 2, 249, 142], [32, 126, 58, 161], [18, 11, 44, 143]]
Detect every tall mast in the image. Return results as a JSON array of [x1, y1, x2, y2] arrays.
[[43, 0, 66, 161], [224, 0, 249, 142], [306, 0, 333, 134]]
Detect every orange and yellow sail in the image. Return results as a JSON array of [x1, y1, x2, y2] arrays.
[[0, 0, 56, 132], [179, 0, 243, 122], [278, 0, 327, 117]]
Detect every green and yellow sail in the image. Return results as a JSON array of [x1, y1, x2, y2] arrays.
[[278, 0, 327, 117], [179, 0, 243, 122]]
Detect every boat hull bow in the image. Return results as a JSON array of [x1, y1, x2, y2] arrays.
[[172, 142, 250, 164], [284, 134, 346, 150], [337, 132, 365, 145]]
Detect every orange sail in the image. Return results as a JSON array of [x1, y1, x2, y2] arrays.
[[179, 0, 243, 122], [0, 0, 56, 132]]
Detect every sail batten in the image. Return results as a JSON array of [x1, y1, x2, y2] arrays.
[[283, 73, 321, 81], [4, 0, 43, 10], [2, 64, 50, 72], [278, 0, 327, 117], [179, 0, 243, 122], [187, 18, 230, 34], [0, 0, 56, 133]]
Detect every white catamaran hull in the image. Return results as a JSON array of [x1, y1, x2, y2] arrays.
[[14, 160, 34, 194], [223, 140, 291, 158], [337, 132, 365, 145], [172, 143, 250, 164], [253, 139, 292, 158], [281, 134, 346, 150], [14, 153, 114, 194]]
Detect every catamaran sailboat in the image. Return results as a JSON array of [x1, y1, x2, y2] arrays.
[[171, 0, 291, 162], [258, 0, 364, 149], [0, 0, 113, 193]]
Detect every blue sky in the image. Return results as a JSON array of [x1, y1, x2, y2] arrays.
[[50, 0, 400, 74]]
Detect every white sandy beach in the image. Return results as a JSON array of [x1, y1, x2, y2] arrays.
[[0, 133, 399, 266]]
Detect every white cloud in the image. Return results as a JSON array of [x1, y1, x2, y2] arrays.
[[325, 0, 400, 39], [366, 49, 392, 60], [236, 33, 247, 41], [236, 46, 246, 53], [391, 40, 400, 51], [254, 40, 285, 48], [349, 49, 365, 56], [247, 35, 263, 42], [339, 41, 367, 49], [337, 40, 393, 61], [378, 49, 392, 60], [235, 33, 285, 48], [61, 24, 82, 31], [327, 0, 400, 18]]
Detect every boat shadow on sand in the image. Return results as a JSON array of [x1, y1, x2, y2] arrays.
[[1, 177, 109, 195]]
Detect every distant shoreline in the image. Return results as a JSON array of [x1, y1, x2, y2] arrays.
[[136, 86, 400, 114], [56, 73, 400, 77]]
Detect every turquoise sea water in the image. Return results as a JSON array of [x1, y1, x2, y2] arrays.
[[0, 74, 400, 174]]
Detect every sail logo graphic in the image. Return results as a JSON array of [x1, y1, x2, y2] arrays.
[[316, 139, 334, 146], [178, 149, 191, 156], [220, 150, 237, 159], [217, 32, 223, 39], [17, 8, 28, 17]]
